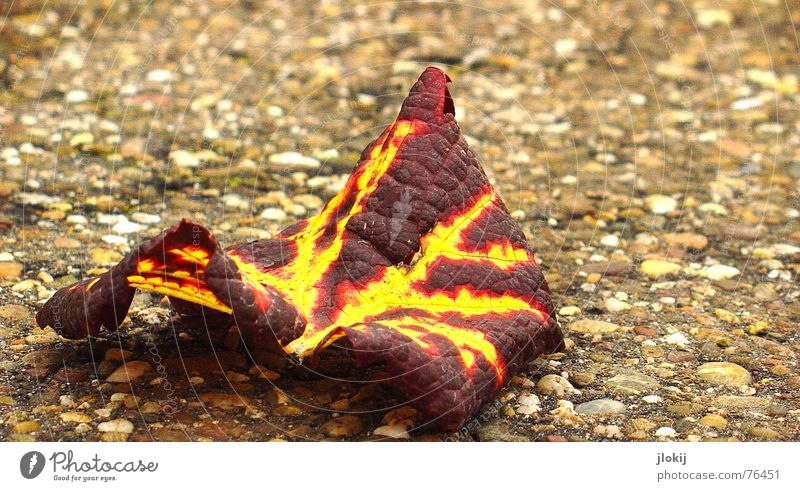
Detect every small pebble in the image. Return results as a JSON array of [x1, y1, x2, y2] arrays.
[[663, 232, 708, 250], [0, 262, 23, 279], [575, 399, 626, 415], [260, 207, 288, 221], [699, 414, 727, 429], [568, 319, 621, 334], [655, 426, 677, 437], [600, 235, 620, 248], [701, 264, 740, 281], [536, 375, 576, 398], [65, 90, 88, 103], [640, 260, 681, 279], [697, 362, 752, 386], [269, 152, 320, 170], [645, 195, 678, 214], [147, 69, 172, 82], [558, 306, 581, 316], [13, 421, 41, 434], [61, 412, 92, 423], [97, 419, 134, 433], [605, 297, 632, 312], [106, 361, 152, 383], [663, 332, 690, 347], [605, 370, 660, 395], [373, 425, 410, 439], [516, 393, 542, 415], [112, 220, 143, 234], [322, 416, 363, 437]]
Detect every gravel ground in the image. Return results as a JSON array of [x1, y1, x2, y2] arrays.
[[1, 0, 799, 442]]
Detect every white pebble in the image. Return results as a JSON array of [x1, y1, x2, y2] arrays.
[[699, 203, 728, 215], [99, 120, 120, 133], [217, 99, 233, 112], [701, 264, 740, 281], [628, 93, 647, 106], [731, 97, 762, 111], [101, 234, 128, 245], [516, 393, 542, 415], [147, 69, 172, 83], [315, 148, 340, 161], [558, 306, 581, 316], [600, 234, 620, 248], [536, 375, 576, 398], [65, 90, 88, 103], [696, 8, 732, 28], [269, 152, 320, 170], [663, 332, 690, 347], [267, 105, 285, 117], [655, 426, 677, 437], [202, 126, 220, 140], [97, 419, 134, 433], [97, 213, 129, 225], [554, 38, 578, 56], [1, 147, 20, 165], [130, 212, 161, 224], [645, 195, 678, 214], [66, 214, 88, 225], [170, 149, 200, 168], [260, 207, 288, 221], [112, 220, 143, 234], [605, 297, 632, 312], [222, 194, 249, 211]]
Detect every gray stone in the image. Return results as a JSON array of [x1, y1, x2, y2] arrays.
[[21, 349, 74, 368], [713, 396, 771, 410], [752, 284, 777, 302], [605, 370, 660, 395], [575, 399, 627, 415]]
